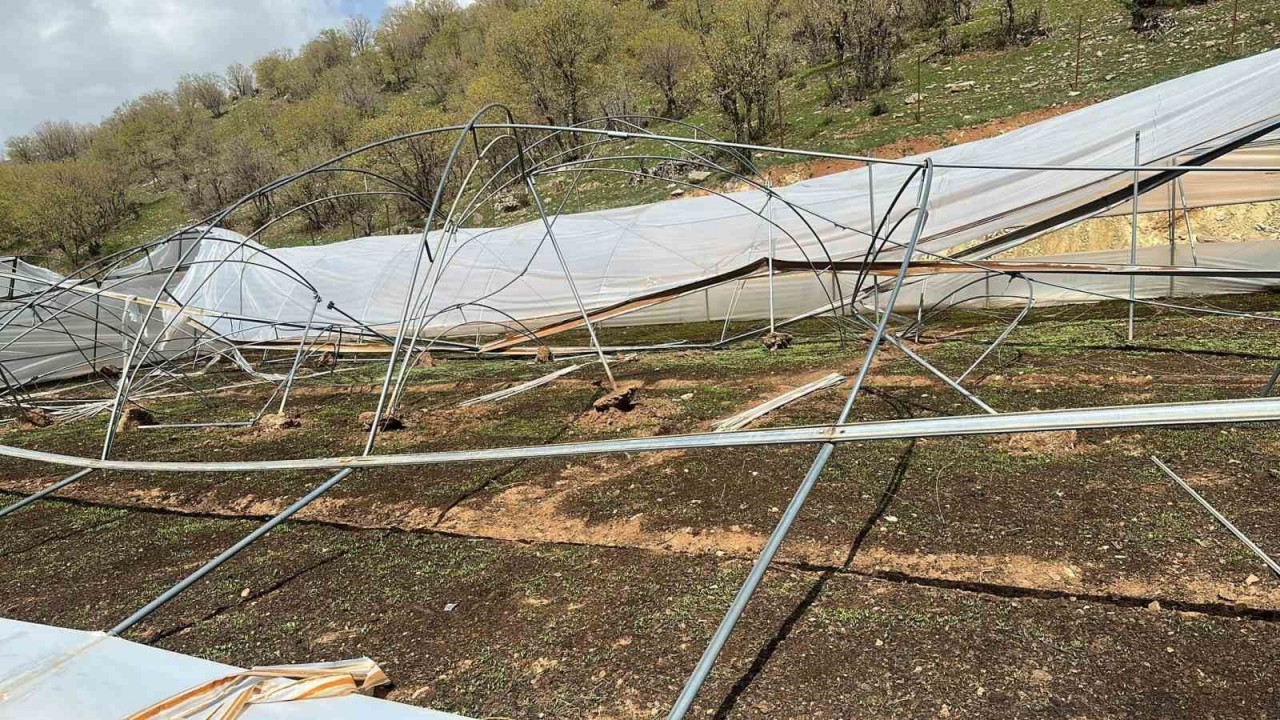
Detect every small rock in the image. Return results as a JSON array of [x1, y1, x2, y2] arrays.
[[904, 93, 921, 105], [494, 191, 527, 213], [944, 80, 976, 93], [535, 346, 555, 364], [240, 587, 251, 598], [593, 385, 637, 413], [1029, 669, 1052, 684], [760, 332, 793, 351], [686, 170, 712, 183], [1245, 574, 1260, 586], [98, 364, 122, 378], [1147, 600, 1161, 612], [115, 406, 155, 432], [669, 188, 685, 197], [358, 411, 404, 432], [415, 351, 436, 368]]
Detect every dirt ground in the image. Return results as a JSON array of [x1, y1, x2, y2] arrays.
[[4, 294, 1280, 718]]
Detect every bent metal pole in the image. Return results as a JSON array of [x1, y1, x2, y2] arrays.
[[3, 396, 1280, 475], [666, 159, 935, 720]]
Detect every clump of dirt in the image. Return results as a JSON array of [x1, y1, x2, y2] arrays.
[[15, 407, 53, 430], [761, 332, 793, 351], [579, 395, 679, 433], [593, 385, 637, 413], [257, 411, 301, 431], [358, 411, 405, 432], [535, 345, 554, 364], [990, 429, 1078, 456], [115, 406, 155, 432]]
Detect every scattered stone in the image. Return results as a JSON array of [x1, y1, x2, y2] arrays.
[[1245, 574, 1261, 586], [904, 93, 922, 105], [258, 411, 301, 431], [945, 80, 976, 93], [15, 407, 53, 430], [494, 191, 527, 213], [115, 406, 155, 432], [686, 170, 712, 183], [240, 588, 251, 599], [358, 411, 405, 432], [535, 345, 555, 364], [1147, 600, 1161, 612], [649, 159, 694, 180], [760, 332, 793, 351], [669, 188, 685, 197], [593, 385, 637, 413], [415, 351, 436, 368]]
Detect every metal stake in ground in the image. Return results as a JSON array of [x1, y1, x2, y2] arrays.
[[1151, 456, 1280, 578], [665, 160, 935, 720], [1128, 131, 1141, 343], [525, 174, 617, 391]]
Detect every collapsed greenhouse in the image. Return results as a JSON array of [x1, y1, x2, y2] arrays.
[[3, 49, 1280, 719]]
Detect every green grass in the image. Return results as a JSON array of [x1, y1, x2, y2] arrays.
[[101, 192, 191, 258]]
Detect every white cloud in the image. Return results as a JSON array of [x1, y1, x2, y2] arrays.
[[0, 0, 354, 144]]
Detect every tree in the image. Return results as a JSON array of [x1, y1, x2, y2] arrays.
[[486, 0, 616, 126], [92, 92, 180, 183], [681, 0, 790, 143], [225, 63, 256, 100], [793, 0, 900, 103], [4, 120, 96, 163], [1, 159, 134, 267], [627, 21, 700, 118], [344, 14, 376, 54], [253, 50, 300, 99], [377, 0, 459, 90], [176, 73, 229, 117], [355, 98, 453, 206]]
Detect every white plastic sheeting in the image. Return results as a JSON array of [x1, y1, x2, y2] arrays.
[[170, 50, 1280, 336], [0, 618, 470, 720], [5, 51, 1280, 387]]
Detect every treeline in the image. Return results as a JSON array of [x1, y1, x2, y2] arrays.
[[1, 0, 1047, 266]]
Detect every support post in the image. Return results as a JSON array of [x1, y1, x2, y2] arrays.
[[109, 468, 353, 636], [665, 160, 934, 720], [1128, 131, 1141, 343], [1152, 457, 1280, 578], [277, 295, 319, 415], [525, 175, 616, 390]]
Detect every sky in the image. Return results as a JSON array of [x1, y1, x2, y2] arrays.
[[0, 0, 398, 146]]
